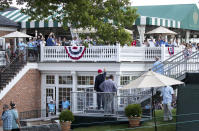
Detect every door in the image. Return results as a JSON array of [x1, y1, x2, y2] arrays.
[[46, 87, 56, 116]]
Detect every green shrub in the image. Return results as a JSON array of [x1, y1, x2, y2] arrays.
[[59, 110, 75, 122], [125, 104, 142, 118]]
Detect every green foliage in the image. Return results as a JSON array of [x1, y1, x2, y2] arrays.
[[125, 104, 142, 118], [59, 109, 74, 122], [1, 0, 139, 45]]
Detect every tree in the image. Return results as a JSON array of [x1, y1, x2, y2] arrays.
[[1, 0, 139, 45]]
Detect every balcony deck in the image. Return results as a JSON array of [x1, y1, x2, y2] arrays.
[[40, 45, 183, 63]]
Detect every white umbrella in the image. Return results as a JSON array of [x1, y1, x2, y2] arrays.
[[122, 70, 183, 89], [146, 26, 177, 35], [2, 31, 32, 38], [121, 70, 184, 131]]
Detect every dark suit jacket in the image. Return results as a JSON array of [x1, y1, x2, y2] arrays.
[[94, 72, 106, 92]]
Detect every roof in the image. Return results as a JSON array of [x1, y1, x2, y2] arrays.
[[0, 15, 19, 27], [0, 9, 180, 29], [133, 4, 199, 31]]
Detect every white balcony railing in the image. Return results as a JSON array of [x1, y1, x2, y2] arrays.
[[40, 45, 183, 62]]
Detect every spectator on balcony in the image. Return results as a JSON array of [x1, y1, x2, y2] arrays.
[[99, 75, 117, 115], [94, 68, 106, 110], [131, 40, 136, 46], [10, 102, 21, 131], [152, 57, 164, 74], [1, 104, 13, 131], [148, 39, 155, 47], [71, 37, 79, 46], [18, 41, 27, 62], [46, 33, 56, 46], [62, 37, 70, 46], [6, 45, 11, 64], [62, 97, 70, 110]]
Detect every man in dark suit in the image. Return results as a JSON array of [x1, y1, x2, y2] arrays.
[[94, 68, 106, 110]]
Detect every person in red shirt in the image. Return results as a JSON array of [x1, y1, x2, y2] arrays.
[[131, 40, 136, 46]]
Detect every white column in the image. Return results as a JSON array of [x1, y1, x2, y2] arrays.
[[186, 30, 190, 43], [115, 72, 121, 112], [71, 71, 77, 113], [40, 45, 44, 62], [161, 45, 166, 61], [55, 74, 59, 113], [137, 25, 146, 45], [41, 74, 46, 117], [116, 43, 121, 62]]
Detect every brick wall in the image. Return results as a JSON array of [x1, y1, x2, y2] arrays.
[[0, 69, 41, 121], [0, 30, 15, 43], [0, 31, 13, 37]]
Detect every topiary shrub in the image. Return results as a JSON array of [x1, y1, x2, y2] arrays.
[[125, 104, 142, 118], [59, 110, 74, 122]]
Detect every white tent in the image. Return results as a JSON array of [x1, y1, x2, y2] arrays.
[[2, 31, 32, 38], [146, 26, 177, 35]]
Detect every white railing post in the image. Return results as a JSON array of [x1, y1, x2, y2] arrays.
[[161, 45, 166, 62], [40, 45, 44, 62], [117, 44, 121, 62]]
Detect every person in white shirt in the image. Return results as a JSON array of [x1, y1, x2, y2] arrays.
[[70, 37, 79, 46], [160, 86, 174, 121]]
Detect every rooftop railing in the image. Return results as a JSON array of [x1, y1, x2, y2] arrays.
[[40, 45, 183, 62]]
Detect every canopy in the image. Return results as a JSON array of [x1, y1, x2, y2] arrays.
[[122, 70, 183, 89], [2, 31, 32, 38], [0, 9, 180, 29], [146, 26, 177, 35]]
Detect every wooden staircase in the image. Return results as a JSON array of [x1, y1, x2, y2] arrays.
[[0, 56, 27, 90]]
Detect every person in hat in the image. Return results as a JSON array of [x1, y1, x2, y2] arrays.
[[9, 102, 21, 131], [94, 68, 106, 110]]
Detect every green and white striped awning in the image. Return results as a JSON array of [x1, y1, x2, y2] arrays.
[[134, 16, 181, 28], [0, 9, 63, 28], [0, 10, 181, 29]]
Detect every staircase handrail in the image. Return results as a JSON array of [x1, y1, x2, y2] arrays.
[[152, 50, 198, 72], [0, 54, 23, 73], [151, 49, 186, 72]]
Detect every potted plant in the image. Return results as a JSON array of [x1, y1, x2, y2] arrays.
[[125, 104, 142, 127], [59, 109, 74, 131]]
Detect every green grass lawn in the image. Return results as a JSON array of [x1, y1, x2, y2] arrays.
[[73, 110, 176, 131]]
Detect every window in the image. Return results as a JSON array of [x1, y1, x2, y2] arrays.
[[77, 76, 94, 85], [120, 76, 131, 85], [46, 75, 55, 84], [58, 88, 72, 111], [59, 76, 73, 84]]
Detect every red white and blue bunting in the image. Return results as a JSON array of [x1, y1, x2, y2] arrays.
[[64, 46, 86, 60], [168, 47, 174, 56]]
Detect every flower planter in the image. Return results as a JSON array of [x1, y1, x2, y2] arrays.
[[60, 121, 71, 131], [128, 117, 141, 127]]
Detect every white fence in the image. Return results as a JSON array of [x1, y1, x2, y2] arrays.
[[40, 45, 183, 62]]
